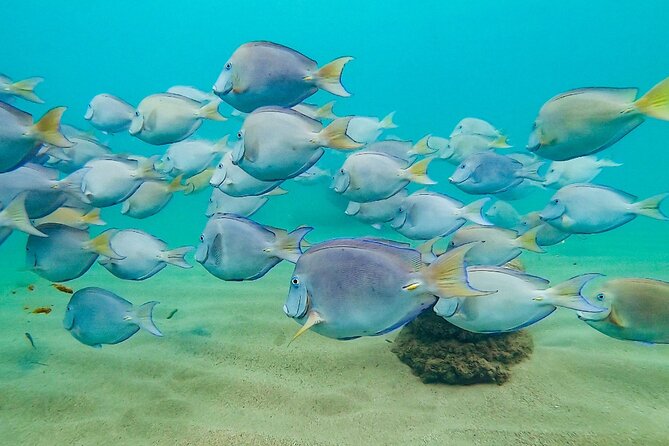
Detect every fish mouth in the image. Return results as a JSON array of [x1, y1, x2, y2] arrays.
[[539, 204, 565, 221], [390, 212, 407, 229], [577, 308, 610, 322], [448, 176, 465, 185], [194, 243, 208, 264]]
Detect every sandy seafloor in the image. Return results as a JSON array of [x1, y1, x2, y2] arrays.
[[1, 228, 668, 446]]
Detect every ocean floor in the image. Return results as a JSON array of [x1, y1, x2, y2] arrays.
[[1, 233, 668, 446]]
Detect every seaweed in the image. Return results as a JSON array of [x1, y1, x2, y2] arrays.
[[391, 311, 533, 385]]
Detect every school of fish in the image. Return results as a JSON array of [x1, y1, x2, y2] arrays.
[[2, 40, 669, 349]]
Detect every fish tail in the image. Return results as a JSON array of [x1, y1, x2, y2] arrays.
[[82, 208, 106, 226], [314, 101, 337, 120], [634, 193, 669, 220], [133, 301, 163, 337], [516, 226, 545, 253], [598, 159, 622, 168], [167, 174, 187, 193], [409, 135, 437, 156], [416, 237, 442, 261], [86, 229, 123, 259], [519, 161, 544, 182], [403, 157, 436, 185], [264, 187, 288, 196], [541, 273, 604, 312], [160, 246, 194, 268], [419, 244, 490, 298], [379, 111, 398, 130], [634, 76, 669, 120], [138, 156, 162, 180], [32, 107, 72, 148], [0, 193, 46, 237], [490, 134, 512, 148], [9, 77, 44, 103], [318, 117, 362, 150], [307, 56, 353, 97], [460, 198, 492, 225], [213, 135, 230, 153], [197, 100, 226, 121], [270, 226, 314, 263]]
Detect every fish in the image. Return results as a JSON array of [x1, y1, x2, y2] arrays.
[[543, 156, 622, 188], [0, 194, 47, 242], [434, 268, 603, 333], [166, 85, 219, 103], [449, 225, 544, 266], [205, 187, 285, 218], [84, 93, 136, 133], [332, 152, 434, 203], [449, 152, 542, 195], [360, 137, 435, 162], [516, 211, 570, 246], [46, 127, 113, 173], [528, 77, 669, 160], [121, 176, 189, 219], [0, 74, 43, 103], [450, 117, 506, 140], [577, 278, 669, 344], [213, 41, 353, 112], [129, 93, 226, 145], [391, 191, 491, 240], [24, 332, 36, 349], [539, 184, 668, 234], [440, 133, 511, 164], [292, 101, 337, 121], [0, 103, 71, 172], [184, 168, 215, 194], [63, 287, 162, 348], [98, 229, 193, 280], [31, 306, 52, 314], [292, 165, 332, 185], [52, 283, 74, 294], [210, 151, 283, 197], [156, 137, 229, 178], [195, 213, 312, 281], [166, 309, 178, 320], [346, 112, 397, 144], [79, 156, 161, 207], [233, 107, 361, 181], [345, 189, 408, 229], [26, 224, 121, 282], [283, 239, 484, 341], [35, 207, 105, 230], [484, 200, 522, 229]]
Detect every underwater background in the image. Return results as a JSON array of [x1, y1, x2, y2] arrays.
[[1, 1, 668, 445]]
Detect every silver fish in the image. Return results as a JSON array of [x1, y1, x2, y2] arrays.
[[543, 156, 621, 188], [205, 187, 284, 218], [450, 117, 505, 140], [0, 74, 43, 103], [121, 177, 188, 219], [156, 138, 228, 178], [449, 225, 544, 266], [345, 189, 408, 229], [79, 157, 161, 207], [449, 152, 542, 195], [84, 94, 135, 134], [210, 151, 283, 197]]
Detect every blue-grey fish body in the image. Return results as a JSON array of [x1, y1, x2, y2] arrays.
[[0, 103, 71, 172], [528, 78, 669, 160], [484, 200, 522, 229], [449, 225, 543, 266], [206, 188, 274, 217], [517, 212, 570, 246], [539, 184, 668, 234], [85, 94, 135, 134], [234, 107, 360, 181], [63, 287, 162, 348], [129, 93, 225, 145], [440, 133, 510, 165], [284, 238, 481, 341], [121, 177, 185, 219], [99, 229, 193, 280], [449, 152, 541, 195], [578, 278, 669, 344], [195, 214, 312, 281], [333, 152, 434, 203], [435, 267, 602, 333], [157, 138, 228, 179], [391, 191, 490, 240], [0, 164, 67, 218], [543, 156, 621, 189], [450, 117, 504, 140], [48, 128, 112, 173], [26, 224, 119, 282], [80, 157, 159, 207], [345, 189, 408, 227], [210, 151, 283, 197], [213, 41, 352, 113]]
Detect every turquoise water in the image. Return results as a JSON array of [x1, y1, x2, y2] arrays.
[[2, 1, 669, 444]]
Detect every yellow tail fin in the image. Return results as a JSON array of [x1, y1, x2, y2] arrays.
[[379, 111, 398, 130], [82, 208, 106, 226], [315, 101, 337, 119], [318, 117, 363, 150], [85, 229, 123, 259], [167, 174, 188, 193], [410, 135, 437, 155], [419, 244, 490, 298], [516, 226, 545, 253], [32, 107, 72, 148], [634, 76, 669, 120], [197, 100, 226, 121], [634, 193, 668, 220], [490, 135, 511, 148], [403, 157, 436, 185], [9, 77, 44, 103], [0, 194, 46, 237], [184, 168, 214, 194], [307, 56, 353, 97]]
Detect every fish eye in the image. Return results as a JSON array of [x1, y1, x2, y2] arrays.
[[450, 241, 455, 246], [217, 163, 223, 168], [225, 62, 232, 70], [199, 234, 204, 242], [237, 131, 242, 139], [291, 277, 300, 286], [553, 199, 559, 204], [134, 111, 140, 117], [549, 169, 555, 173], [596, 293, 605, 302], [459, 165, 465, 169]]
